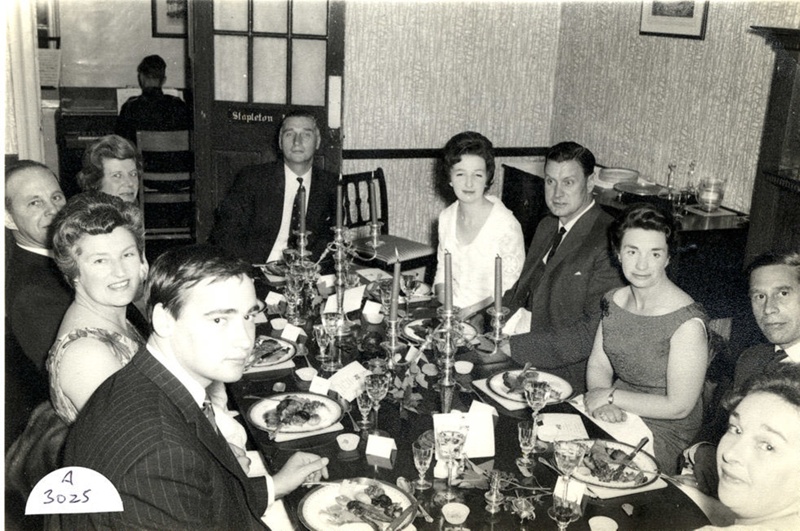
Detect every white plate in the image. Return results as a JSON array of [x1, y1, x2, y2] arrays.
[[402, 319, 478, 344], [247, 336, 295, 368], [247, 393, 343, 434], [486, 369, 573, 404], [255, 261, 287, 285], [572, 439, 659, 489], [298, 478, 414, 531]]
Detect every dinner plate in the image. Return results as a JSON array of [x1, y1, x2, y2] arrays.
[[247, 336, 296, 368], [613, 182, 664, 197], [298, 478, 415, 531], [571, 439, 660, 489], [402, 319, 478, 344], [247, 392, 343, 435], [365, 281, 432, 303], [486, 369, 573, 405]]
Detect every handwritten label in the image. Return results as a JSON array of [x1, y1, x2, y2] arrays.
[[26, 467, 123, 515], [328, 361, 370, 402]]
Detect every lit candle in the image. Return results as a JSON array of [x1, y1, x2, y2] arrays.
[[336, 175, 343, 229], [390, 248, 401, 321], [494, 254, 502, 315], [369, 173, 379, 224], [444, 250, 453, 312], [298, 184, 306, 235]]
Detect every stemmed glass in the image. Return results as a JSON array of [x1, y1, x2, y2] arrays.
[[320, 312, 345, 372], [355, 390, 373, 431], [436, 429, 467, 502], [412, 440, 434, 490], [523, 380, 551, 452], [377, 278, 394, 316], [547, 494, 582, 531], [554, 440, 586, 494], [313, 324, 331, 364], [284, 270, 305, 326], [400, 273, 420, 320], [365, 373, 390, 435], [515, 420, 536, 470]]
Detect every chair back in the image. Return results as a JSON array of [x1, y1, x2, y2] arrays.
[[136, 130, 194, 242], [501, 164, 548, 249], [341, 168, 389, 234]]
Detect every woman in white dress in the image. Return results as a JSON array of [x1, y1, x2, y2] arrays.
[[433, 132, 525, 317]]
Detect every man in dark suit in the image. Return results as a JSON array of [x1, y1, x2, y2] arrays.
[[5, 160, 71, 373], [501, 142, 624, 393], [209, 110, 338, 264], [689, 250, 800, 495], [52, 245, 328, 529]]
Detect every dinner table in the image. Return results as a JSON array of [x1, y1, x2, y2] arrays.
[[228, 272, 711, 531]]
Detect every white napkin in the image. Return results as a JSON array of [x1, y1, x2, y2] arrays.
[[581, 478, 668, 499], [273, 422, 344, 443], [568, 395, 655, 456], [503, 307, 531, 335], [244, 359, 296, 374], [472, 378, 527, 411]]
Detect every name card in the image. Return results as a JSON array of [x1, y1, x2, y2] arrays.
[[362, 300, 382, 316], [343, 285, 367, 313], [554, 476, 586, 503], [254, 312, 268, 324], [308, 376, 331, 396], [265, 291, 285, 307], [366, 434, 397, 459], [328, 361, 370, 402], [281, 323, 303, 343]]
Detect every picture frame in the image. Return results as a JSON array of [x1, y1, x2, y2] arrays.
[[640, 1, 708, 40], [152, 0, 187, 39]]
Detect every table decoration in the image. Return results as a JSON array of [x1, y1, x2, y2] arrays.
[[444, 250, 453, 312], [485, 255, 510, 351]]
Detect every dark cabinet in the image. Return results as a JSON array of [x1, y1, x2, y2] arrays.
[[746, 27, 800, 263]]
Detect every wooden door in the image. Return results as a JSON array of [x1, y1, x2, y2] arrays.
[[189, 0, 345, 241]]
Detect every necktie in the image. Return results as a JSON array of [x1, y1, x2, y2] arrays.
[[288, 177, 305, 248], [766, 349, 789, 373], [202, 396, 220, 435], [546, 227, 567, 263]]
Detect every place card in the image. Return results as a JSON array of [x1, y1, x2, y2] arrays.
[[281, 323, 303, 343], [254, 312, 268, 324], [357, 268, 392, 282], [469, 400, 498, 418], [328, 361, 370, 402], [317, 274, 335, 297], [554, 476, 586, 503], [366, 434, 397, 459], [362, 300, 382, 315], [308, 376, 330, 396], [343, 285, 366, 313], [265, 291, 286, 314]]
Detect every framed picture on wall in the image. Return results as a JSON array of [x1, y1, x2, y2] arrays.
[[152, 0, 187, 38], [640, 1, 708, 40]]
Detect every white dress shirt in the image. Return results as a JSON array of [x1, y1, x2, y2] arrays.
[[543, 199, 596, 264], [267, 165, 313, 263]]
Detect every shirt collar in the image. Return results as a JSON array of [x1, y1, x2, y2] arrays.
[[778, 342, 800, 364], [147, 341, 207, 408], [16, 242, 53, 258], [284, 164, 312, 182], [559, 199, 595, 233]]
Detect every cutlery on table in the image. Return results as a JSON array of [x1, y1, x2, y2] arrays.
[[610, 436, 649, 481], [396, 477, 434, 523], [385, 501, 418, 531]]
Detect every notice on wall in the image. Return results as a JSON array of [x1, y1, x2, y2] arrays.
[[38, 49, 61, 88]]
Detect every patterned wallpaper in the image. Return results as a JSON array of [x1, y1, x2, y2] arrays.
[[552, 0, 800, 214]]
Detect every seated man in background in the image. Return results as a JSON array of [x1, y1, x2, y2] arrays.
[[114, 54, 191, 144], [500, 142, 624, 393], [688, 250, 800, 496], [208, 109, 338, 264], [51, 245, 328, 530]]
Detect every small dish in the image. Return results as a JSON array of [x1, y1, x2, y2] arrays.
[[270, 318, 287, 331], [537, 425, 558, 443], [336, 433, 360, 452], [363, 312, 384, 325], [589, 515, 619, 531], [295, 367, 317, 382], [442, 502, 469, 525], [454, 361, 473, 375]]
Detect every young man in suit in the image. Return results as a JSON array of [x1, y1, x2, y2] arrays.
[[688, 250, 800, 495], [53, 245, 328, 529], [501, 142, 624, 393], [209, 109, 338, 264]]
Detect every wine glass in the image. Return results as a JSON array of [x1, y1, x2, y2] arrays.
[[400, 273, 421, 320], [523, 380, 551, 452], [436, 429, 467, 502], [412, 440, 434, 490], [365, 373, 390, 434], [320, 312, 345, 371], [554, 440, 586, 489], [515, 420, 535, 470], [356, 390, 373, 430], [284, 272, 305, 326], [313, 324, 331, 363], [377, 278, 394, 316], [547, 495, 582, 531]]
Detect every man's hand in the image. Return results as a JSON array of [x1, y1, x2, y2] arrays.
[[692, 444, 719, 496], [272, 452, 329, 499], [228, 443, 251, 474]]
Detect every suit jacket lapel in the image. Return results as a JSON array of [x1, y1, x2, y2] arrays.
[[545, 206, 601, 271]]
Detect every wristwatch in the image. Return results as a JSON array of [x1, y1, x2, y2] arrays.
[[607, 388, 617, 405]]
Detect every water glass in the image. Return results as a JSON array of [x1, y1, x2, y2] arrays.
[[320, 312, 345, 371], [697, 178, 726, 212], [356, 390, 373, 430], [400, 273, 421, 319], [548, 495, 582, 531], [365, 373, 390, 432], [554, 440, 586, 481], [516, 421, 536, 468], [313, 324, 331, 363], [412, 440, 434, 490], [436, 429, 467, 502]]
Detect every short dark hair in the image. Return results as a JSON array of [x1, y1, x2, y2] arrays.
[[146, 244, 252, 323], [439, 131, 496, 191], [723, 363, 800, 413], [610, 203, 679, 256], [137, 55, 167, 81], [77, 135, 143, 193], [746, 250, 800, 285], [545, 141, 596, 177], [279, 109, 320, 133], [51, 192, 145, 287], [5, 160, 58, 210]]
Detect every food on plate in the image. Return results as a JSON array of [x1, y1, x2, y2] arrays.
[[262, 395, 324, 431], [408, 319, 433, 340], [502, 367, 540, 393], [321, 480, 404, 529], [581, 440, 647, 485], [250, 337, 290, 365]]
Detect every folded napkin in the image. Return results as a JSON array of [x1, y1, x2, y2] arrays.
[[273, 422, 344, 443], [472, 378, 527, 411], [244, 359, 296, 374], [581, 478, 668, 499], [568, 395, 655, 456]]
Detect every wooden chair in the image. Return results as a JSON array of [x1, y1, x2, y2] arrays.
[[501, 164, 548, 250], [343, 168, 435, 279], [136, 130, 194, 243]]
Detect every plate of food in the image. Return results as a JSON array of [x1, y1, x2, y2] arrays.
[[245, 336, 296, 370], [487, 368, 573, 405], [299, 478, 415, 530], [571, 439, 659, 489], [402, 319, 478, 344], [247, 393, 343, 436]]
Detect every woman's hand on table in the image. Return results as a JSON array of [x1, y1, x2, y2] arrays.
[[272, 452, 330, 499], [585, 388, 628, 422]]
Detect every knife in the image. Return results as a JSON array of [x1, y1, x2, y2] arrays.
[[610, 436, 649, 481], [385, 501, 418, 531]]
